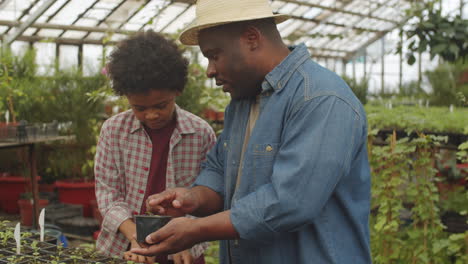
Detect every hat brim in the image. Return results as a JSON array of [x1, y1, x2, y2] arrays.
[[179, 14, 290, 46]]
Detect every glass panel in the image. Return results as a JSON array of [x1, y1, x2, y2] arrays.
[[36, 29, 64, 38], [86, 8, 112, 20], [22, 28, 37, 36], [74, 18, 99, 27], [34, 42, 56, 76], [59, 45, 78, 70], [302, 8, 322, 19], [291, 5, 312, 17], [49, 0, 96, 25], [153, 3, 186, 32], [62, 30, 87, 39], [104, 0, 147, 27], [87, 32, 105, 40], [278, 3, 298, 14], [83, 44, 103, 76], [162, 5, 195, 34], [128, 0, 170, 25], [121, 23, 142, 31], [0, 26, 8, 34]]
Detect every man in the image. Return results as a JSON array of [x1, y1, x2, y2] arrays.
[[95, 31, 215, 264], [132, 0, 372, 263]]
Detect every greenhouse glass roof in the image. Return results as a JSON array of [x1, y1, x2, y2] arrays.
[[0, 0, 412, 61]]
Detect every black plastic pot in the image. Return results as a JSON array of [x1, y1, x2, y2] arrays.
[[135, 215, 172, 243]]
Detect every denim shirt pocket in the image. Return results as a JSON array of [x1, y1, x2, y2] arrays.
[[253, 143, 279, 168], [221, 139, 230, 152]]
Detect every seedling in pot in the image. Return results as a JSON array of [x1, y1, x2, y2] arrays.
[[5, 254, 32, 264], [95, 259, 136, 264], [0, 229, 13, 248], [135, 214, 172, 243], [63, 247, 109, 262]]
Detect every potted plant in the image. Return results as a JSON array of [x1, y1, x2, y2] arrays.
[[17, 198, 49, 227], [134, 214, 172, 243]]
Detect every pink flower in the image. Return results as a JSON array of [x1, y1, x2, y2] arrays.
[[101, 65, 108, 76]]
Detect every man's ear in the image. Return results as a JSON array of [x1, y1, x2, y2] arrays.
[[241, 26, 261, 50]]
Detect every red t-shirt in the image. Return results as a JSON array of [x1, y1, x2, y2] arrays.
[[141, 119, 176, 264], [139, 118, 205, 264], [141, 118, 177, 214]]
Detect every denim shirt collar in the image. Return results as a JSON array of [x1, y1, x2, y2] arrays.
[[262, 43, 310, 93]]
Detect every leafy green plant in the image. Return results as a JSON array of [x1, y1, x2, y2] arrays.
[[341, 75, 369, 104], [457, 141, 468, 163], [425, 61, 468, 106], [365, 105, 468, 134], [204, 241, 220, 264], [369, 131, 467, 263], [403, 1, 468, 64]]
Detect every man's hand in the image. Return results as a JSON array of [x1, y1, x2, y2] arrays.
[[146, 188, 199, 217], [131, 217, 201, 257], [123, 239, 156, 264], [171, 249, 194, 264]]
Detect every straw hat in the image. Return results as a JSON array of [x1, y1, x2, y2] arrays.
[[179, 0, 290, 45]]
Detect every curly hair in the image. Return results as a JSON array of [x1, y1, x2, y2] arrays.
[[107, 30, 188, 96]]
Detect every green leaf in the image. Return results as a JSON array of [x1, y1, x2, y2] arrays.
[[408, 54, 416, 65], [431, 43, 447, 54]]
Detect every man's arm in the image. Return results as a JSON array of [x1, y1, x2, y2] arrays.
[[188, 186, 224, 217]]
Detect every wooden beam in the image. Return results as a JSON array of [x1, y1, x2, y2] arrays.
[[159, 4, 192, 33], [58, 0, 100, 38], [344, 17, 411, 60], [0, 20, 136, 35], [4, 0, 57, 44], [1, 35, 119, 46], [117, 0, 152, 30], [3, 0, 40, 34], [281, 0, 399, 24], [288, 14, 383, 33], [82, 0, 127, 39], [31, 0, 71, 36]]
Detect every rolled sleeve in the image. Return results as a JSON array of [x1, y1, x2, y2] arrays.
[[95, 122, 133, 234], [101, 203, 133, 234], [230, 96, 363, 242]]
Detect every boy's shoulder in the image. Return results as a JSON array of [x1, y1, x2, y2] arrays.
[[102, 110, 135, 131], [176, 107, 213, 133]]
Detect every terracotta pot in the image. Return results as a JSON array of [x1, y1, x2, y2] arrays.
[[216, 111, 224, 121], [39, 183, 56, 193], [18, 199, 49, 226], [55, 180, 95, 217], [0, 175, 40, 214]]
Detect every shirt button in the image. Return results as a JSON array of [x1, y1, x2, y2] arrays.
[[223, 142, 227, 147], [266, 145, 273, 152], [138, 189, 145, 194], [143, 167, 149, 171]]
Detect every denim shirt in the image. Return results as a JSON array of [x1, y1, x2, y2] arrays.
[[195, 44, 372, 264]]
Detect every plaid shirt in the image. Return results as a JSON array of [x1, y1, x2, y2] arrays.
[[95, 106, 216, 258]]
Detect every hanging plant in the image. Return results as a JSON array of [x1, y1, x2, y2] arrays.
[[404, 2, 468, 64]]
